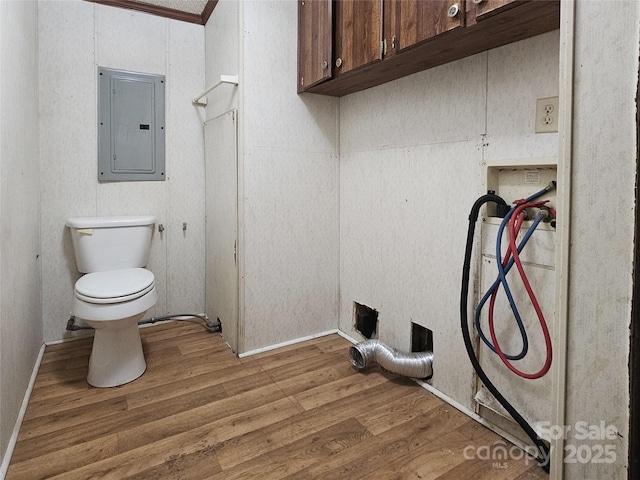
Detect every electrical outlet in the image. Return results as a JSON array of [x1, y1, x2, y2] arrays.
[[535, 96, 559, 134]]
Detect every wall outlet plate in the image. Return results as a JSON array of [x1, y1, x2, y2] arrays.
[[535, 96, 559, 134]]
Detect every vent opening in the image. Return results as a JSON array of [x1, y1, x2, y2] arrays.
[[411, 322, 433, 353], [354, 302, 378, 339]]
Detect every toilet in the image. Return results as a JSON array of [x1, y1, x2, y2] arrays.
[[66, 215, 158, 388]]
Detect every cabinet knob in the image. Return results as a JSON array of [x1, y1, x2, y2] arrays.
[[472, 0, 484, 3], [322, 60, 328, 70], [335, 58, 342, 68], [447, 4, 460, 17]]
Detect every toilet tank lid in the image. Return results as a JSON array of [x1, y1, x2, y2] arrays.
[[66, 215, 156, 229]]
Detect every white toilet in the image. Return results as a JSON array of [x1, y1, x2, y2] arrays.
[[66, 215, 158, 388]]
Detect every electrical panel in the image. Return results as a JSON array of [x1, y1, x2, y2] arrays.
[[98, 67, 165, 182]]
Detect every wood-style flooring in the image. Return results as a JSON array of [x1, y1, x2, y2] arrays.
[[6, 322, 547, 479]]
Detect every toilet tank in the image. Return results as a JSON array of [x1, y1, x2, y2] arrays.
[[66, 216, 156, 273]]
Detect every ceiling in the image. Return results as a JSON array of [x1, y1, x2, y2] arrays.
[[87, 0, 218, 25]]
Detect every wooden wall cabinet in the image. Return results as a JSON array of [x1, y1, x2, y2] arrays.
[[297, 0, 332, 92], [297, 0, 560, 96], [334, 0, 383, 76], [395, 0, 463, 53]]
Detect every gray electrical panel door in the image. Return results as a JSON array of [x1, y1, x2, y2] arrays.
[[98, 67, 165, 181]]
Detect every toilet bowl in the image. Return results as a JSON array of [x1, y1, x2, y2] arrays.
[[66, 216, 157, 388], [73, 268, 157, 387]]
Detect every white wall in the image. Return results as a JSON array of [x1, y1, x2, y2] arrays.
[[0, 0, 42, 465], [38, 0, 206, 342], [339, 30, 560, 410], [204, 0, 239, 119], [562, 2, 638, 478], [205, 0, 340, 353], [241, 0, 339, 351]]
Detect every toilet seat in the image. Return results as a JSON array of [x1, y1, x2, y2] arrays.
[[75, 268, 155, 304]]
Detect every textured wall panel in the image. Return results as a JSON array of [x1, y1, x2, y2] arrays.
[[167, 21, 206, 314], [38, 0, 97, 342], [203, 0, 239, 121], [39, 0, 206, 341], [242, 149, 339, 351], [486, 30, 560, 162], [0, 0, 42, 460], [339, 32, 560, 415], [339, 142, 482, 406], [563, 2, 638, 478], [340, 53, 487, 154], [239, 0, 340, 352]]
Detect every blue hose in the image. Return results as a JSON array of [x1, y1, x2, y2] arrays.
[[475, 213, 544, 359]]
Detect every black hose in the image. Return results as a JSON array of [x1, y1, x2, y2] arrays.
[[461, 193, 551, 473]]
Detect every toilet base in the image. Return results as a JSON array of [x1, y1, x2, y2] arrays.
[[86, 318, 146, 388]]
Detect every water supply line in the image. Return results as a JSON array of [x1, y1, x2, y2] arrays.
[[475, 183, 556, 379], [461, 192, 550, 472], [66, 314, 221, 332], [349, 340, 433, 379]]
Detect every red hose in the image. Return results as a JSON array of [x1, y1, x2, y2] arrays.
[[488, 202, 553, 379]]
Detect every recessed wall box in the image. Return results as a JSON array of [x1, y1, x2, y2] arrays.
[[98, 67, 165, 182], [483, 158, 557, 221]]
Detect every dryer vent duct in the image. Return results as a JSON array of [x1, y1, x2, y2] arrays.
[[349, 340, 433, 379]]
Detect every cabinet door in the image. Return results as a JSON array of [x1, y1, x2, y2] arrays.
[[298, 0, 332, 92], [469, 0, 520, 22], [395, 0, 463, 53], [334, 0, 383, 76], [383, 0, 398, 58]]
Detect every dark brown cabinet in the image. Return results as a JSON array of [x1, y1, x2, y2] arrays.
[[297, 0, 560, 96], [334, 0, 383, 76], [467, 0, 521, 23], [395, 0, 463, 53], [297, 0, 332, 91]]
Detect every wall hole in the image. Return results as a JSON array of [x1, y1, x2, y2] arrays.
[[354, 302, 378, 339], [411, 322, 433, 353]]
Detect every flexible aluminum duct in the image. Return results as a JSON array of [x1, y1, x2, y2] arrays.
[[349, 340, 433, 379]]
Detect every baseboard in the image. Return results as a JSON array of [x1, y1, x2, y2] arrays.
[[238, 329, 340, 358], [0, 343, 46, 479], [336, 329, 361, 345]]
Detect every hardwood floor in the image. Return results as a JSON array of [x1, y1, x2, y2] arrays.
[[6, 322, 546, 479]]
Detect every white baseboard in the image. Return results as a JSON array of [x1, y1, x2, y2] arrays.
[[239, 329, 340, 358], [336, 329, 360, 345], [0, 343, 46, 479]]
